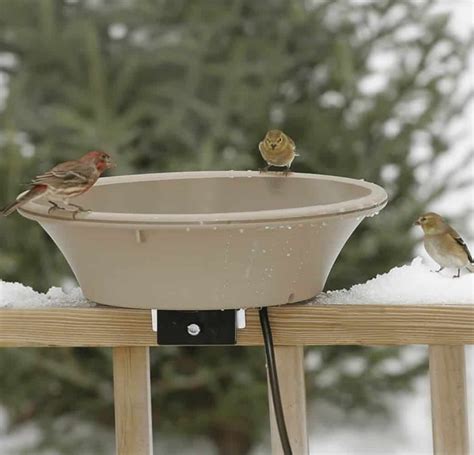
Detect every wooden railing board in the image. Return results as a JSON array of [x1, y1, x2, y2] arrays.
[[0, 304, 473, 347]]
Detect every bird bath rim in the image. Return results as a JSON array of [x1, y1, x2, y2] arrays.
[[18, 171, 388, 227]]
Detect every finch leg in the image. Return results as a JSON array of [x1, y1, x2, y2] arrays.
[[48, 201, 64, 215], [282, 165, 291, 176], [435, 267, 444, 273], [68, 203, 90, 212], [453, 269, 461, 279], [259, 165, 270, 173]]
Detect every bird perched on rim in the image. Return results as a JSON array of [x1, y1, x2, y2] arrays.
[[1, 151, 114, 218], [415, 212, 474, 278], [259, 129, 297, 175]]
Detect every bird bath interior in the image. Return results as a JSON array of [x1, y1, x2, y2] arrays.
[[18, 171, 387, 310]]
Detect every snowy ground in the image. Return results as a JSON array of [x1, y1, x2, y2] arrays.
[[307, 349, 474, 455]]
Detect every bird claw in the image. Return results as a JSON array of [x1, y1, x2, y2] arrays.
[[282, 168, 291, 176], [259, 166, 270, 173], [71, 207, 91, 220], [48, 202, 64, 215]]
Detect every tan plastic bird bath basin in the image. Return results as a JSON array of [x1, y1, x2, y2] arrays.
[[18, 171, 387, 310]]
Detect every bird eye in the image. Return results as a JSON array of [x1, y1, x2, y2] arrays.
[[278, 137, 282, 143]]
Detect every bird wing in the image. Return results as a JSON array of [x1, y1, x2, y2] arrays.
[[449, 227, 473, 263], [32, 160, 92, 187]]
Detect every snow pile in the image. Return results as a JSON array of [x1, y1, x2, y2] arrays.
[[316, 257, 474, 305], [0, 281, 93, 308]]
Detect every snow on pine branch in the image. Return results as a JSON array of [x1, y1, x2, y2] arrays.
[[315, 257, 474, 305]]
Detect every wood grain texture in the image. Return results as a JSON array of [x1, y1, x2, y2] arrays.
[[429, 345, 469, 455], [268, 346, 308, 455], [0, 304, 473, 347], [113, 347, 153, 455]]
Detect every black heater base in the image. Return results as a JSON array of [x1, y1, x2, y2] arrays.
[[156, 309, 237, 345]]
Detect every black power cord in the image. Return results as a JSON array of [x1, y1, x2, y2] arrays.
[[259, 307, 293, 455]]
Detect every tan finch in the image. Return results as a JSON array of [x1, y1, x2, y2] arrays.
[[415, 212, 474, 278], [1, 150, 114, 218], [259, 129, 297, 174]]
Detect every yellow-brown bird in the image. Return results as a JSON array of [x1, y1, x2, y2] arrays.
[[415, 212, 474, 278], [258, 129, 297, 175]]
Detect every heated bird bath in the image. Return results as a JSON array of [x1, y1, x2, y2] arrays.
[[18, 171, 387, 310]]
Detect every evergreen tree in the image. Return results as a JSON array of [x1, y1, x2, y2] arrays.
[[0, 1, 471, 453]]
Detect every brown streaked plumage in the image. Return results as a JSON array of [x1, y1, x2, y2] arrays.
[[258, 129, 297, 174], [415, 212, 474, 278], [1, 151, 114, 218]]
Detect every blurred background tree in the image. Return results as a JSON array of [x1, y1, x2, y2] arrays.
[[0, 0, 472, 454]]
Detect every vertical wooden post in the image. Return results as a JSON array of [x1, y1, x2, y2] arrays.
[[267, 345, 308, 455], [113, 347, 153, 455], [429, 345, 469, 455]]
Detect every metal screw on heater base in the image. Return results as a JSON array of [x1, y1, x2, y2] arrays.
[[187, 323, 201, 336]]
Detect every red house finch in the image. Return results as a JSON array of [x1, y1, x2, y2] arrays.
[[415, 212, 474, 278], [259, 129, 298, 174], [1, 150, 114, 218]]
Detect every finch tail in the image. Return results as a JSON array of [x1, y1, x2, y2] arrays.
[[467, 263, 474, 273], [1, 185, 47, 216]]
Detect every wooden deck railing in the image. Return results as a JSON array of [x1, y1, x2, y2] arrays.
[[0, 303, 472, 455]]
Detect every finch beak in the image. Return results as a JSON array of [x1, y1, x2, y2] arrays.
[[414, 219, 421, 226], [107, 159, 116, 169]]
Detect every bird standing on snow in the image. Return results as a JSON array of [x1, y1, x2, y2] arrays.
[[259, 129, 297, 174], [1, 151, 114, 218], [415, 212, 474, 278]]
